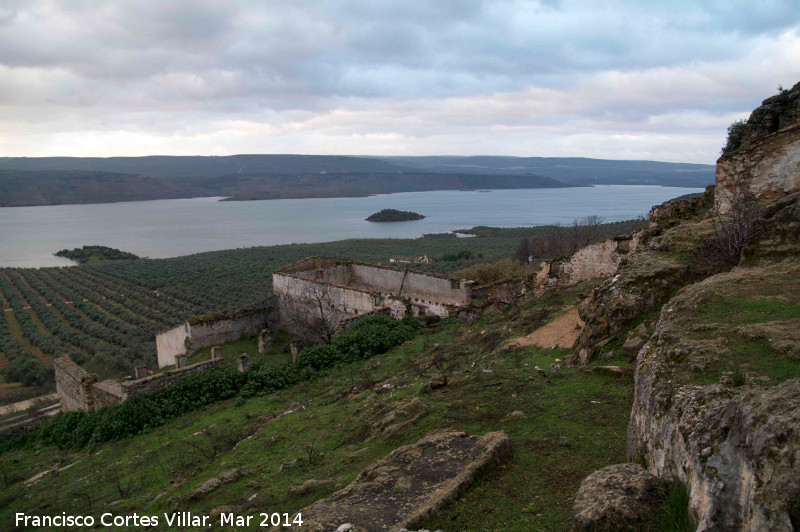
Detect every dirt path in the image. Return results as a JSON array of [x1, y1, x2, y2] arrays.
[[506, 307, 585, 349]]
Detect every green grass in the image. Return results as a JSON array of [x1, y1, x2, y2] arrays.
[[681, 282, 800, 386], [698, 296, 800, 324], [689, 336, 800, 386], [0, 290, 634, 531], [189, 334, 293, 368]]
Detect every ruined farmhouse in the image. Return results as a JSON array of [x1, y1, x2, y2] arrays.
[[272, 257, 473, 340], [59, 239, 643, 413]]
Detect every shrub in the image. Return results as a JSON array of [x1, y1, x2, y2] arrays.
[[721, 119, 748, 154]]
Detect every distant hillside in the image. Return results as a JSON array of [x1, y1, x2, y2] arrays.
[[0, 154, 713, 207], [379, 156, 715, 187], [0, 170, 187, 207], [211, 172, 570, 201], [0, 155, 411, 181]]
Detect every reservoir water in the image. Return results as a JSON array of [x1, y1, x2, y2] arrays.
[[0, 186, 703, 268]]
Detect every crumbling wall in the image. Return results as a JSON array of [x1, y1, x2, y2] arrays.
[[533, 235, 639, 294], [123, 359, 224, 397], [189, 313, 266, 353], [54, 357, 97, 413], [156, 311, 267, 368], [55, 356, 227, 412], [273, 258, 472, 337], [155, 323, 188, 368], [91, 379, 127, 409], [349, 263, 472, 306]]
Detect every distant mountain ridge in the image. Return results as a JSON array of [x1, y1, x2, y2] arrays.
[[0, 169, 186, 207], [377, 156, 714, 187], [0, 154, 714, 207]]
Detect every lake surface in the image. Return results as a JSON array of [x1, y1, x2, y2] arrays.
[[0, 186, 703, 268]]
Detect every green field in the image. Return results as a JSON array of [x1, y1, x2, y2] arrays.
[[0, 283, 640, 531], [0, 233, 524, 396], [0, 220, 643, 401]]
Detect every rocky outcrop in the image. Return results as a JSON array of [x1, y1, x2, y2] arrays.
[[716, 81, 800, 214], [362, 398, 430, 441], [188, 469, 241, 500], [648, 185, 715, 226], [275, 430, 511, 532], [571, 251, 687, 364], [716, 122, 800, 214], [573, 463, 664, 531], [627, 258, 800, 530], [735, 81, 800, 149]]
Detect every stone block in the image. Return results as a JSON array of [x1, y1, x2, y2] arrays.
[[257, 329, 271, 354], [210, 346, 222, 360]]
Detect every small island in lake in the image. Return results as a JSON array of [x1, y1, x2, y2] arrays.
[[55, 245, 140, 264], [366, 209, 425, 222]]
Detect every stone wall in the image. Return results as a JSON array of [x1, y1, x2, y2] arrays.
[[273, 257, 473, 341], [91, 379, 127, 409], [155, 324, 187, 368], [122, 359, 224, 397], [54, 356, 227, 412], [716, 122, 800, 214], [532, 235, 639, 295], [54, 356, 97, 413], [349, 263, 472, 306], [156, 311, 267, 368]]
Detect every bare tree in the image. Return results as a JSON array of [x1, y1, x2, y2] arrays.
[[709, 172, 763, 266], [281, 283, 340, 345]]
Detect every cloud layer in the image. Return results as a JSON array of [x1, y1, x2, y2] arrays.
[[1, 0, 799, 163]]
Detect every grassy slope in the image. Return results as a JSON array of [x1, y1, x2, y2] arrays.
[[0, 282, 634, 531]]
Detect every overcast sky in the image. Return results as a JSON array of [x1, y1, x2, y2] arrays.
[[1, 0, 799, 163]]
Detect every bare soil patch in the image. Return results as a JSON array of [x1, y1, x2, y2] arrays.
[[506, 307, 585, 349]]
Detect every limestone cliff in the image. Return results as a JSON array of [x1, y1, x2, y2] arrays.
[[716, 82, 800, 214], [573, 84, 800, 530], [627, 255, 800, 530]]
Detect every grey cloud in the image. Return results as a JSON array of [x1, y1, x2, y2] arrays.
[[0, 0, 799, 162]]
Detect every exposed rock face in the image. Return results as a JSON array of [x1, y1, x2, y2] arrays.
[[571, 251, 687, 364], [627, 258, 800, 530], [737, 81, 800, 148], [188, 469, 241, 500], [573, 463, 663, 531], [716, 122, 800, 214], [716, 82, 800, 214], [648, 185, 715, 226], [275, 430, 511, 532], [365, 398, 429, 441]]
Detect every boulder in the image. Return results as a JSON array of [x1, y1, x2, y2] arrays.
[[272, 430, 511, 532], [420, 374, 447, 394], [289, 478, 335, 496], [621, 323, 649, 359], [188, 469, 241, 500], [363, 398, 429, 441], [573, 463, 663, 531]]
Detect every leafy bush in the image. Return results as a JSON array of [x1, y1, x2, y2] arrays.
[[721, 119, 748, 154], [242, 314, 420, 397]]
